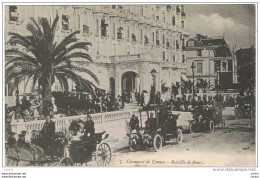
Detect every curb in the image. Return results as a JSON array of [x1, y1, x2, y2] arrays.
[[113, 146, 129, 153]]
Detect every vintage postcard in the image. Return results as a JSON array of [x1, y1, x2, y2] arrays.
[[3, 3, 256, 169]]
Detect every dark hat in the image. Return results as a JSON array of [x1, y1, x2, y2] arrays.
[[78, 120, 84, 124], [9, 132, 17, 136], [21, 130, 27, 134]]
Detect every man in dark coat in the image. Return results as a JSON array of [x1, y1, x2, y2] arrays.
[[7, 132, 17, 147], [40, 114, 55, 156], [129, 114, 139, 132], [82, 114, 95, 159], [17, 130, 27, 146], [145, 113, 157, 132], [140, 91, 145, 106], [83, 114, 95, 138], [122, 91, 127, 108]]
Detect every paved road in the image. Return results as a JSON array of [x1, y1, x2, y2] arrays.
[[108, 119, 256, 167]]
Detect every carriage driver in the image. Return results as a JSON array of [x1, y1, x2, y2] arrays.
[[40, 112, 56, 156]]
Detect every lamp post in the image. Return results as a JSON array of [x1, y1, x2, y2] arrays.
[[191, 62, 196, 100], [150, 68, 157, 104], [216, 66, 220, 101]]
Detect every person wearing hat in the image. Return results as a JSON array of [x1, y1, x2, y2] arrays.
[[145, 113, 157, 132], [83, 114, 95, 138], [129, 114, 139, 132], [7, 132, 17, 147], [17, 130, 27, 146], [40, 113, 56, 156]]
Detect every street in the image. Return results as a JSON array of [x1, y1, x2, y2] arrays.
[[108, 119, 256, 167]]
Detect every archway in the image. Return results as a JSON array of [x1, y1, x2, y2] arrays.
[[121, 71, 138, 94]]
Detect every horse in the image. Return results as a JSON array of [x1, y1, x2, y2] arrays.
[[5, 131, 44, 166]]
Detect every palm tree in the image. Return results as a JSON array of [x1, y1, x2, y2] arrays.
[[197, 79, 212, 93], [181, 79, 193, 93], [5, 15, 99, 117]]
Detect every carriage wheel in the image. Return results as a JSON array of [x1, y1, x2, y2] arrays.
[[59, 157, 74, 166], [153, 134, 162, 152], [209, 121, 215, 133], [96, 143, 112, 166], [176, 129, 183, 144]]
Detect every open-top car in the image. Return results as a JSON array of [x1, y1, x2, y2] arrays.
[[128, 105, 183, 152], [189, 104, 225, 133]]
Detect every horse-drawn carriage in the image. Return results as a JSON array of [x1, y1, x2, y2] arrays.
[[6, 128, 112, 166], [128, 105, 183, 152]]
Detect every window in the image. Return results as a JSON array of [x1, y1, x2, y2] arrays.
[[83, 25, 89, 34], [166, 39, 170, 47], [197, 50, 202, 56], [182, 21, 184, 29], [140, 6, 143, 17], [162, 35, 165, 44], [62, 15, 69, 31], [112, 5, 116, 9], [101, 19, 108, 37], [156, 16, 159, 21], [197, 62, 202, 73], [172, 55, 175, 62], [77, 15, 80, 30], [177, 5, 180, 13], [152, 32, 154, 42], [214, 61, 221, 72], [222, 62, 227, 71], [127, 27, 130, 38], [9, 6, 19, 22], [163, 51, 165, 61], [112, 23, 115, 37], [181, 5, 184, 12], [172, 16, 175, 26], [140, 30, 143, 41], [117, 27, 123, 40], [182, 55, 185, 63], [96, 19, 99, 35], [176, 40, 179, 49], [144, 35, 149, 44], [228, 60, 233, 71]]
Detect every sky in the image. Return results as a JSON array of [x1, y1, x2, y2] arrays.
[[185, 4, 256, 49]]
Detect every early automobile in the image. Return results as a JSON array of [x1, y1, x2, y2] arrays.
[[189, 105, 225, 133], [128, 105, 183, 152]]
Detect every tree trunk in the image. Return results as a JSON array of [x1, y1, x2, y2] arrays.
[[41, 76, 53, 117]]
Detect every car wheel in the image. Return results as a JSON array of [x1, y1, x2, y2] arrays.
[[176, 129, 183, 144], [153, 134, 162, 152]]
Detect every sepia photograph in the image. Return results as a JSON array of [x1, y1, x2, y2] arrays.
[[3, 2, 256, 168]]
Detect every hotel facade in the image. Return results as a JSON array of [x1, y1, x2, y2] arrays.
[[5, 5, 188, 105]]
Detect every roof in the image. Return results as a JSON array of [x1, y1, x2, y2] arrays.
[[186, 36, 232, 57]]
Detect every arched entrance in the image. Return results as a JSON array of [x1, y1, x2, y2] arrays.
[[121, 71, 138, 94]]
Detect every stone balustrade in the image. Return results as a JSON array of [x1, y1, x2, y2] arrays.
[[10, 109, 138, 139]]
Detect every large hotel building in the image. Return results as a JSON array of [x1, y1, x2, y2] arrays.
[[5, 5, 189, 105]]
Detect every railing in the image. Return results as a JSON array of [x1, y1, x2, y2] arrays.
[[10, 109, 139, 138]]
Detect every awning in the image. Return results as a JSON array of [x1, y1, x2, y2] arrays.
[[181, 74, 188, 81]]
